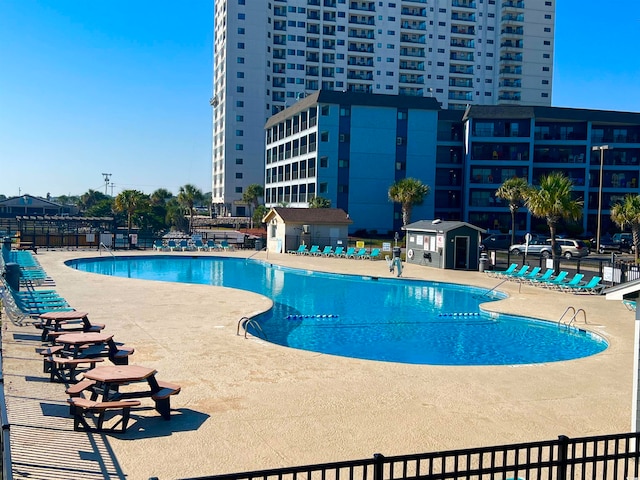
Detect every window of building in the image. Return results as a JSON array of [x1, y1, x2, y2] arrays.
[[545, 14, 552, 19], [339, 106, 350, 116], [338, 158, 349, 168], [339, 133, 349, 142], [237, 57, 245, 63], [238, 43, 245, 49], [320, 156, 328, 167], [320, 131, 329, 141], [541, 93, 549, 97], [319, 182, 328, 194], [544, 27, 551, 32], [236, 144, 243, 150], [235, 187, 243, 193], [238, 13, 245, 19], [542, 80, 549, 85], [236, 115, 244, 121], [236, 158, 243, 164], [543, 66, 550, 71], [237, 86, 244, 93], [236, 130, 243, 136], [238, 28, 245, 34], [321, 105, 330, 115], [543, 53, 550, 58], [236, 101, 244, 107], [235, 172, 243, 179], [237, 72, 244, 78]]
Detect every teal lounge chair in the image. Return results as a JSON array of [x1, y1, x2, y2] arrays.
[[528, 269, 554, 285], [318, 246, 333, 256], [340, 247, 355, 258], [167, 240, 178, 251], [350, 248, 367, 259], [503, 265, 529, 279], [568, 276, 604, 295], [220, 240, 234, 251], [193, 240, 206, 251], [541, 271, 568, 289], [288, 245, 307, 255], [206, 239, 218, 251], [329, 246, 344, 257], [152, 240, 166, 251], [555, 273, 584, 291], [489, 263, 518, 278], [515, 266, 541, 282], [623, 299, 637, 311], [367, 248, 381, 260], [304, 245, 320, 256]]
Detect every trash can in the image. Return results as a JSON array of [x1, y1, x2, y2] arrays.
[[2, 236, 12, 253], [4, 262, 21, 291], [479, 253, 488, 273], [255, 238, 264, 251], [392, 246, 402, 259]]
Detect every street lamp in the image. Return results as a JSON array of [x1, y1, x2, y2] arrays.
[[592, 145, 611, 253]]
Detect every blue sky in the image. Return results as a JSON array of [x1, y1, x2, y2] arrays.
[[0, 1, 638, 199]]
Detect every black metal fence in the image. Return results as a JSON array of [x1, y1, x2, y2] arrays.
[[179, 432, 640, 480], [487, 250, 640, 287]]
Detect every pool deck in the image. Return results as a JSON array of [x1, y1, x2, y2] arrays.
[[2, 249, 635, 480]]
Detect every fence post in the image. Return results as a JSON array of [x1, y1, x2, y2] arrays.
[[373, 453, 385, 480], [556, 435, 569, 480]]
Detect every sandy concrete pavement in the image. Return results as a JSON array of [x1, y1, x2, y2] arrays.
[[2, 249, 635, 480]]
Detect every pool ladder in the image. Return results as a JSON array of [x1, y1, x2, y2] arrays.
[[557, 306, 587, 328], [237, 316, 268, 340]]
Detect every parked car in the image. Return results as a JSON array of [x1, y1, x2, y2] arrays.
[[554, 238, 590, 259], [508, 239, 556, 258], [509, 238, 587, 259], [596, 234, 633, 254], [481, 233, 512, 251]]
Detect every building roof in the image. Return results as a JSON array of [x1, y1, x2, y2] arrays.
[[403, 220, 485, 234], [266, 90, 442, 128], [0, 194, 62, 208], [603, 278, 640, 300], [263, 207, 353, 225], [463, 105, 640, 123]]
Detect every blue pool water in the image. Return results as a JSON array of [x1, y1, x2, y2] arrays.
[[67, 256, 608, 365]]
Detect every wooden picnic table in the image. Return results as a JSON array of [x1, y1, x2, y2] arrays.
[[37, 310, 103, 342], [83, 365, 180, 419]]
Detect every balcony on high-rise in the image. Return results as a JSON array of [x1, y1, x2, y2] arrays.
[[400, 33, 426, 44], [348, 43, 375, 53], [452, 0, 476, 8], [450, 52, 474, 62], [401, 7, 426, 16], [452, 12, 476, 22], [401, 20, 426, 30], [349, 15, 375, 25], [349, 28, 375, 39], [451, 38, 475, 48], [349, 1, 375, 11]]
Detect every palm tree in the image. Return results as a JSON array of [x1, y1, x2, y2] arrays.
[[242, 184, 264, 227], [495, 177, 531, 247], [525, 172, 583, 271], [610, 194, 640, 262], [177, 184, 204, 233], [114, 190, 147, 245], [388, 177, 431, 226], [308, 196, 331, 208]]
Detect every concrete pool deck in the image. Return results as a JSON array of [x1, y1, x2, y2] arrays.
[[2, 249, 635, 479]]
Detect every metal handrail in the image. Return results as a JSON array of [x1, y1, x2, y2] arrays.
[[236, 316, 268, 340], [99, 242, 115, 258], [557, 306, 587, 327]]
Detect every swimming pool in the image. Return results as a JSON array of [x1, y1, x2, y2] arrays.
[[67, 256, 608, 365]]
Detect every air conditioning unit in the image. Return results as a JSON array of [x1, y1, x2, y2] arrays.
[[302, 224, 310, 234]]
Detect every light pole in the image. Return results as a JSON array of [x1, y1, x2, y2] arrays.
[[592, 145, 611, 253]]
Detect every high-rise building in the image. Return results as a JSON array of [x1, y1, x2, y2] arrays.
[[211, 0, 555, 216]]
